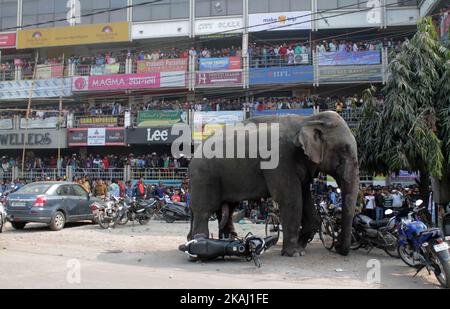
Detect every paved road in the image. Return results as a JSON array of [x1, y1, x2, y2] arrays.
[[0, 220, 441, 289]]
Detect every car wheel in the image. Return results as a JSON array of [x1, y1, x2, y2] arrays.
[[50, 211, 66, 231], [11, 222, 27, 230]]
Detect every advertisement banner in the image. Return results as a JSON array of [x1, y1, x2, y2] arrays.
[[78, 117, 118, 128], [35, 64, 64, 79], [196, 71, 242, 87], [250, 66, 314, 85], [318, 51, 381, 66], [20, 116, 64, 129], [137, 110, 186, 127], [192, 111, 244, 142], [136, 58, 188, 73], [90, 63, 121, 75], [0, 78, 72, 100], [67, 128, 125, 146], [249, 11, 312, 32], [199, 57, 241, 71], [132, 20, 189, 39], [0, 32, 16, 48], [17, 22, 130, 49], [319, 65, 383, 82], [72, 72, 187, 91], [0, 129, 67, 149], [126, 127, 178, 144], [251, 109, 314, 118], [0, 119, 13, 130]]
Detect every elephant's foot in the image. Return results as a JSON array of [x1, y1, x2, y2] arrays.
[[219, 229, 238, 239], [334, 243, 350, 256], [281, 247, 305, 257]]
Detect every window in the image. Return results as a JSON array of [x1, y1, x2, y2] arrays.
[[72, 185, 88, 197], [195, 0, 243, 17], [249, 0, 311, 13], [80, 0, 127, 24], [56, 185, 72, 196], [133, 0, 189, 21], [0, 0, 17, 30], [17, 183, 51, 194]]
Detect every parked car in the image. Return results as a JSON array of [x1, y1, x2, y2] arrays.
[[5, 181, 97, 231]]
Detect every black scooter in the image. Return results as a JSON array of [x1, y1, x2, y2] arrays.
[[159, 195, 190, 223]]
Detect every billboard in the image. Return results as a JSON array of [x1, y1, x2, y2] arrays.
[[0, 119, 13, 130], [72, 72, 187, 91], [35, 64, 64, 79], [20, 116, 65, 129], [318, 51, 381, 66], [137, 110, 187, 127], [0, 78, 72, 100], [126, 127, 178, 144], [90, 63, 121, 75], [195, 17, 243, 35], [136, 58, 188, 73], [251, 109, 314, 118], [249, 11, 312, 32], [199, 57, 241, 71], [0, 33, 16, 48], [196, 71, 242, 88], [17, 22, 129, 49], [249, 66, 314, 85], [319, 65, 383, 82], [192, 111, 244, 142], [0, 129, 67, 149], [67, 128, 125, 146]]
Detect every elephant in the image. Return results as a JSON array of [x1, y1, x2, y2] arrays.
[[187, 111, 360, 256]]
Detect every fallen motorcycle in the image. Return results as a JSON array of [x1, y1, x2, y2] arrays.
[[179, 233, 278, 267], [159, 196, 190, 223]]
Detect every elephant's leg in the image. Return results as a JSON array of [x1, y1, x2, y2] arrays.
[[264, 172, 303, 257], [298, 185, 320, 250], [219, 202, 238, 239]]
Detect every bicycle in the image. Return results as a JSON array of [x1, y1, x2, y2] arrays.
[[265, 201, 282, 243]]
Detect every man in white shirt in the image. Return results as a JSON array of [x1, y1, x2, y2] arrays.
[[392, 190, 403, 208], [364, 190, 376, 218], [329, 41, 336, 52]]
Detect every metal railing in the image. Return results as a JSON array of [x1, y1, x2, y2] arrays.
[[71, 168, 124, 181], [249, 54, 311, 68], [0, 169, 13, 180], [18, 168, 66, 182], [74, 63, 127, 76], [0, 69, 15, 81], [130, 168, 188, 181]]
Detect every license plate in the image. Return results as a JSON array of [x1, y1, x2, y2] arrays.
[[12, 201, 26, 207], [434, 242, 449, 252]]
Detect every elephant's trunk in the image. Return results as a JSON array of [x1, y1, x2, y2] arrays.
[[335, 161, 359, 256], [219, 203, 230, 230]]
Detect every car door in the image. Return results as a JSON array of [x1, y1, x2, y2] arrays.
[[55, 185, 74, 218], [71, 184, 92, 219]]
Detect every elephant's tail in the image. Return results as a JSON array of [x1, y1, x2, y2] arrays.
[[218, 203, 230, 230]]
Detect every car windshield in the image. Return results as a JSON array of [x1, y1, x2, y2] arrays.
[[16, 183, 51, 195]]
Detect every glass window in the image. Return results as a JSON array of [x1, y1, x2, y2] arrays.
[[249, 0, 269, 13], [227, 0, 242, 15], [56, 185, 72, 196], [291, 0, 311, 11], [38, 13, 54, 28], [2, 16, 17, 29], [18, 183, 51, 194], [133, 0, 189, 21], [79, 0, 127, 24], [172, 0, 189, 19], [2, 1, 18, 17], [317, 0, 338, 10], [195, 0, 242, 17], [249, 0, 311, 13], [38, 0, 55, 14], [269, 0, 290, 12], [72, 185, 88, 196], [338, 0, 359, 9]]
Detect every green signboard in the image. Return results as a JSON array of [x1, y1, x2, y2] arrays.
[[137, 110, 186, 127]]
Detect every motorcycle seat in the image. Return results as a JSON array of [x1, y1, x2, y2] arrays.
[[418, 228, 442, 238], [173, 202, 187, 207], [369, 218, 390, 229]]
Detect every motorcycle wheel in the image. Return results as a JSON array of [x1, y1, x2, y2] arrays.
[[431, 249, 450, 288], [0, 215, 3, 233], [265, 214, 280, 243], [319, 216, 335, 251], [98, 212, 115, 229], [138, 215, 150, 225], [117, 212, 129, 225], [350, 228, 362, 250], [381, 232, 399, 258], [397, 244, 421, 268]]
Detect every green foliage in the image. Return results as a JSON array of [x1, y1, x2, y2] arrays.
[[356, 17, 450, 178]]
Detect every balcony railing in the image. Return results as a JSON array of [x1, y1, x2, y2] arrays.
[[130, 168, 188, 181], [249, 54, 311, 68]]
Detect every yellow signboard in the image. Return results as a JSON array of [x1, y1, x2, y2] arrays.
[[17, 22, 129, 49]]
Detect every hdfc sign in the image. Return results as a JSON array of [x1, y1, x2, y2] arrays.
[[0, 33, 16, 48]]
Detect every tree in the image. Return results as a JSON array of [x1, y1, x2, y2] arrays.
[[357, 17, 450, 202]]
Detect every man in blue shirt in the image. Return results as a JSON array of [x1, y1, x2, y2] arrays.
[[329, 188, 337, 205]]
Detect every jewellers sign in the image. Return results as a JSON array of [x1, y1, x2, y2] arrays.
[[126, 127, 177, 145], [0, 129, 67, 149]]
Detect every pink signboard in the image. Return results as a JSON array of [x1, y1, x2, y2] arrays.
[[195, 71, 243, 87], [0, 33, 16, 48], [72, 73, 161, 91]]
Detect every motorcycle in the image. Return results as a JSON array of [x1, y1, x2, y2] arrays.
[[90, 198, 122, 229], [395, 200, 450, 288], [160, 195, 190, 223], [0, 193, 7, 233], [351, 209, 399, 257], [118, 197, 157, 225], [179, 233, 278, 267]]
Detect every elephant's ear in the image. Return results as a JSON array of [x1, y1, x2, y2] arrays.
[[294, 125, 325, 165]]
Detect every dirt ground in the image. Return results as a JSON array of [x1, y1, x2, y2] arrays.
[[0, 220, 442, 289]]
